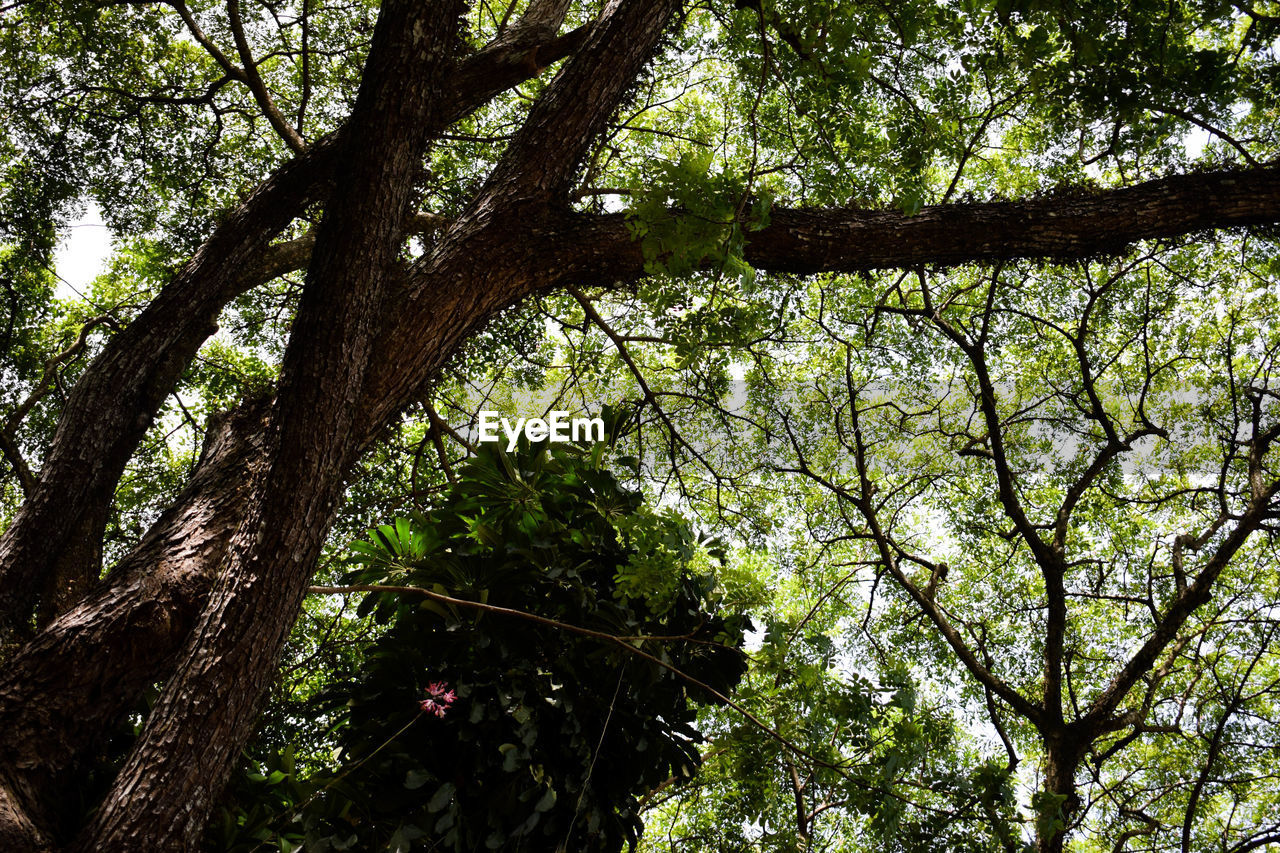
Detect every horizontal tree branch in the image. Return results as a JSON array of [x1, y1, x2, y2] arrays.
[[748, 167, 1280, 271], [239, 166, 1280, 296], [549, 165, 1280, 281]]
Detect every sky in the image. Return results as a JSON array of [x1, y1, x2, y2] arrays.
[[52, 204, 111, 301]]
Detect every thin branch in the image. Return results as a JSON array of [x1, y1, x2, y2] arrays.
[[0, 428, 35, 496], [226, 0, 308, 152], [1149, 103, 1260, 167], [567, 285, 719, 483], [1084, 477, 1280, 727], [775, 407, 1044, 726], [167, 0, 243, 80], [5, 315, 116, 433], [307, 583, 848, 772], [295, 0, 310, 134]]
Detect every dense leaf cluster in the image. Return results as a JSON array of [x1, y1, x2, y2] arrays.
[[212, 437, 748, 852]]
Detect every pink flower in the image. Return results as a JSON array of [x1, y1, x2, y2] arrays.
[[420, 681, 456, 718]]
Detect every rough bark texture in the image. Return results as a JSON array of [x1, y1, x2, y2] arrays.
[[549, 166, 1280, 281], [744, 167, 1280, 270], [70, 2, 466, 848], [0, 144, 335, 642], [1038, 732, 1086, 853], [0, 3, 588, 643], [0, 400, 271, 849]]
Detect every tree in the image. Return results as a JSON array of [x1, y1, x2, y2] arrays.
[[0, 0, 1277, 850], [622, 247, 1280, 851], [212, 440, 748, 852]]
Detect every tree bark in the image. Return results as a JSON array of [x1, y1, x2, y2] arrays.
[[0, 143, 336, 643], [69, 1, 467, 847], [0, 400, 271, 849], [0, 4, 588, 642], [1, 157, 1276, 853], [2, 158, 1277, 853], [1038, 731, 1086, 853], [549, 166, 1280, 281], [69, 4, 686, 847]]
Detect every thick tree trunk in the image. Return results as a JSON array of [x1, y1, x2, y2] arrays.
[[68, 3, 467, 847], [0, 157, 1275, 853], [70, 3, 687, 847], [0, 399, 271, 849], [0, 1, 660, 840], [0, 2, 586, 643], [0, 148, 336, 642], [1038, 733, 1086, 853]]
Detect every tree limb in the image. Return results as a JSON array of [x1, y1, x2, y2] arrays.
[[226, 0, 308, 153], [0, 428, 34, 497], [0, 10, 589, 637], [73, 1, 468, 846], [477, 0, 685, 202], [1083, 478, 1280, 728], [547, 166, 1280, 281]]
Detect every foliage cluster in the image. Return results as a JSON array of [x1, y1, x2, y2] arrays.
[[210, 438, 748, 853]]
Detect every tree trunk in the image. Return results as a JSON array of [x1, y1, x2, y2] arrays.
[[1038, 733, 1085, 853], [67, 2, 466, 847], [0, 0, 587, 644], [0, 399, 271, 848], [0, 147, 335, 642], [2, 0, 1280, 848]]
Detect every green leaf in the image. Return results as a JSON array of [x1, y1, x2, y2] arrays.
[[427, 782, 456, 813], [533, 787, 557, 813]]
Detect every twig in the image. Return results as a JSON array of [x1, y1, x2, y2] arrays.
[[307, 582, 848, 771]]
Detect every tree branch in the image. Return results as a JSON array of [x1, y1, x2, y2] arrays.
[[479, 0, 685, 201], [243, 210, 450, 287], [547, 166, 1280, 282], [0, 10, 587, 637], [167, 0, 244, 81], [1083, 478, 1280, 728], [4, 314, 116, 434], [776, 406, 1044, 726], [353, 0, 689, 430], [226, 0, 308, 153], [305, 583, 848, 775], [74, 0, 468, 846], [0, 429, 34, 497], [0, 397, 271, 843]]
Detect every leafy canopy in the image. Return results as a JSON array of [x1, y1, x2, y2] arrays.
[[213, 436, 749, 853]]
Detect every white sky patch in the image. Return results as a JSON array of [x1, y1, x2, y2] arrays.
[[53, 204, 111, 301], [1183, 126, 1211, 160]]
